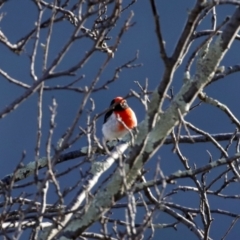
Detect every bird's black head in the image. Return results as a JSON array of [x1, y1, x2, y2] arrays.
[[110, 97, 128, 110], [104, 97, 128, 123]]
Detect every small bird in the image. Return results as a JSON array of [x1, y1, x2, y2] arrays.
[[102, 97, 137, 142]]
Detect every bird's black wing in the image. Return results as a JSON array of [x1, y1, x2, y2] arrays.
[[104, 109, 113, 123], [104, 99, 116, 124]]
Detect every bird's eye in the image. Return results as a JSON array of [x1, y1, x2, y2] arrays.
[[120, 100, 127, 108]]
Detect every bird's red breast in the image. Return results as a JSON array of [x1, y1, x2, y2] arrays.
[[114, 108, 137, 131], [102, 96, 137, 141]]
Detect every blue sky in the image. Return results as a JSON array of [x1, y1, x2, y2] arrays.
[[1, 1, 240, 239]]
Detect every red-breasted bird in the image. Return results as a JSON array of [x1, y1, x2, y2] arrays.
[[102, 97, 137, 141]]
